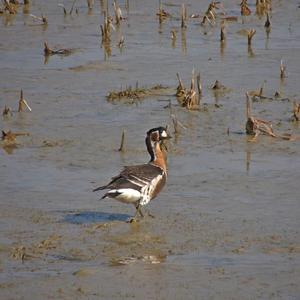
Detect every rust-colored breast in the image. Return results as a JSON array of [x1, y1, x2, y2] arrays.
[[152, 142, 167, 174]]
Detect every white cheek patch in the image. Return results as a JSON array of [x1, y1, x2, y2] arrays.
[[161, 130, 168, 138]]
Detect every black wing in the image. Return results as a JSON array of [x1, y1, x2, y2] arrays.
[[93, 164, 163, 192]]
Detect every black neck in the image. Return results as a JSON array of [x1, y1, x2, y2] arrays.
[[145, 136, 156, 162]]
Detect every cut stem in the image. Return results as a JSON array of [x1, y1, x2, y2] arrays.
[[118, 129, 126, 152], [247, 29, 256, 46], [181, 3, 187, 28]]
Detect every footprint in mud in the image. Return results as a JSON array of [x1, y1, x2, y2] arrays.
[[63, 211, 130, 224]]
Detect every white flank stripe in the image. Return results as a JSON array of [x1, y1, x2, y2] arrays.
[[107, 189, 141, 204], [140, 174, 163, 206], [130, 175, 151, 185], [127, 178, 146, 187]]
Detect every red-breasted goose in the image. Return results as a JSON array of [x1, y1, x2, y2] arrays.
[[93, 127, 171, 222]]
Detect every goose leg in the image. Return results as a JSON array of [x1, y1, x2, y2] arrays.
[[147, 211, 155, 218], [136, 203, 144, 218], [128, 203, 144, 223], [144, 208, 155, 218]]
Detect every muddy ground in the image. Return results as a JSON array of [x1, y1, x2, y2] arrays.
[[0, 0, 300, 299]]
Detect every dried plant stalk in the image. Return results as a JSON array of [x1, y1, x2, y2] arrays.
[[157, 1, 170, 22], [3, 0, 18, 14], [2, 130, 29, 144], [18, 90, 32, 112], [182, 69, 200, 110], [245, 93, 275, 141], [256, 0, 271, 16], [181, 3, 187, 28], [176, 71, 202, 109], [113, 0, 122, 25], [292, 101, 300, 121], [248, 81, 268, 100], [280, 59, 286, 79], [118, 129, 126, 152], [247, 29, 256, 46], [171, 30, 176, 48], [176, 73, 186, 98], [171, 114, 180, 135], [264, 12, 271, 28], [171, 114, 186, 135], [245, 93, 294, 141], [30, 14, 48, 25], [220, 22, 226, 42], [118, 36, 124, 48], [44, 42, 72, 56], [2, 106, 13, 117], [201, 1, 218, 26], [240, 0, 251, 16], [69, 0, 76, 15], [58, 4, 67, 15], [181, 28, 187, 54], [101, 11, 113, 42], [58, 0, 77, 15], [196, 73, 202, 98], [170, 30, 176, 40], [211, 80, 226, 90], [87, 0, 94, 9]]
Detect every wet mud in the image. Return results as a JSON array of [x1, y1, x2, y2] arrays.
[[0, 0, 300, 299]]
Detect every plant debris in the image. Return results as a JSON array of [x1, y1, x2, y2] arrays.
[[10, 235, 61, 262], [248, 81, 271, 101], [181, 3, 187, 28], [292, 101, 300, 121], [113, 0, 124, 25], [106, 84, 169, 102], [58, 0, 77, 16], [2, 0, 18, 14], [100, 11, 114, 43], [240, 0, 251, 16], [176, 72, 187, 98], [2, 105, 13, 117], [157, 1, 171, 23], [220, 21, 226, 43], [245, 93, 295, 141], [44, 42, 74, 56], [10, 245, 26, 262], [18, 89, 32, 112], [201, 1, 220, 26], [110, 254, 166, 266], [176, 70, 201, 110], [210, 80, 231, 94], [247, 29, 256, 46], [2, 130, 29, 144], [264, 12, 271, 29], [256, 0, 272, 16], [29, 14, 48, 25], [171, 114, 187, 135], [280, 59, 287, 79]]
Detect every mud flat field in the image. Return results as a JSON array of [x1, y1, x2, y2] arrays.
[[0, 0, 300, 299]]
